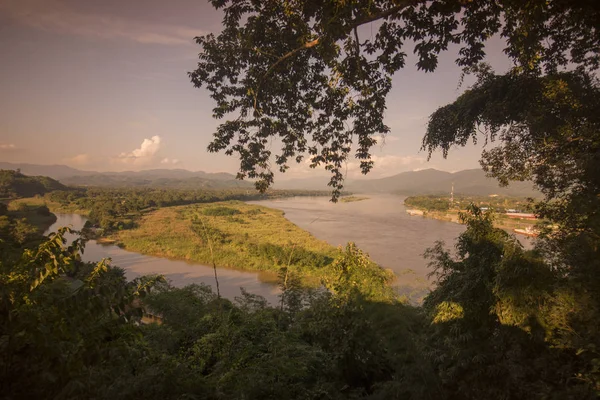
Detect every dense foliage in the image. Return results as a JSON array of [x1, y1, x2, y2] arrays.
[[0, 169, 66, 199], [2, 0, 599, 398], [2, 204, 598, 399], [190, 0, 599, 197]]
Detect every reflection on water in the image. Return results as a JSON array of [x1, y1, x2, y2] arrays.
[[44, 213, 281, 303]]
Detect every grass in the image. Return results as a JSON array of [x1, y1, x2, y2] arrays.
[[339, 196, 370, 203], [113, 201, 340, 285], [9, 196, 90, 215]]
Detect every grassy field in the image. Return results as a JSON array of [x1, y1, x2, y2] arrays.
[[9, 196, 90, 215], [113, 201, 340, 284]]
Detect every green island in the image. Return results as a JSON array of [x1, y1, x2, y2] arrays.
[[404, 194, 539, 232], [339, 195, 370, 203], [111, 201, 357, 285]]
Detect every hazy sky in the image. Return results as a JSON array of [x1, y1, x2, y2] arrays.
[[0, 0, 514, 179]]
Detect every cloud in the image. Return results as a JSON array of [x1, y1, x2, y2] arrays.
[[64, 153, 91, 166], [0, 0, 203, 45], [160, 158, 180, 165], [118, 136, 162, 165], [0, 143, 17, 150]]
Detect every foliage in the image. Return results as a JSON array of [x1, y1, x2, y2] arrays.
[[0, 169, 67, 199], [0, 227, 164, 399], [405, 195, 451, 212], [423, 206, 596, 398], [190, 0, 599, 198]]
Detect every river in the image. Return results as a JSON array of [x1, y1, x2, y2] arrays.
[[45, 194, 532, 302], [44, 213, 281, 303], [250, 194, 467, 288]]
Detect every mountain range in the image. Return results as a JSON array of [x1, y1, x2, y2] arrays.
[[0, 162, 539, 197], [0, 162, 253, 190]]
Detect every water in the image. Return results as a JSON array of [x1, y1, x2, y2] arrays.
[[251, 194, 467, 287], [46, 196, 532, 302], [44, 213, 281, 303]]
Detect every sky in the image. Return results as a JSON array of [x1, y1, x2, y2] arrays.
[[0, 0, 514, 180]]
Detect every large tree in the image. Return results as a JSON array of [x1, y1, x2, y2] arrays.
[[190, 0, 599, 198]]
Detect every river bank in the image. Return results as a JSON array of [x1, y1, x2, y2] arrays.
[[403, 208, 538, 234]]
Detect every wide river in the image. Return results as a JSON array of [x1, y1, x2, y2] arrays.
[[46, 194, 525, 302]]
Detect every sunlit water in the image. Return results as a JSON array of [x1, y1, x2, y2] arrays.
[[46, 195, 533, 303]]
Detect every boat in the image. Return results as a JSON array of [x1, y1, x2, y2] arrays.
[[513, 226, 539, 237]]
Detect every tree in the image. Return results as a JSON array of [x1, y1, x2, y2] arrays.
[[190, 0, 600, 199], [0, 228, 164, 398], [423, 206, 595, 398]]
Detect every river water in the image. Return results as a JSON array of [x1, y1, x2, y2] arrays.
[[45, 194, 529, 302], [44, 214, 281, 303], [250, 195, 467, 287]]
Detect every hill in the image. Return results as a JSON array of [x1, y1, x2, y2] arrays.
[[346, 168, 540, 197], [0, 163, 253, 189], [0, 170, 67, 199], [59, 174, 254, 189]]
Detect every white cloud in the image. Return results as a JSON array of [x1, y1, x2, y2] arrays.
[[0, 143, 16, 150], [118, 136, 162, 165], [64, 153, 91, 165], [0, 0, 203, 45], [160, 158, 180, 165]]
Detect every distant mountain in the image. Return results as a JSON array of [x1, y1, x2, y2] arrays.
[[345, 168, 539, 197], [0, 163, 252, 190], [0, 169, 67, 198], [0, 162, 96, 180], [60, 174, 253, 189]]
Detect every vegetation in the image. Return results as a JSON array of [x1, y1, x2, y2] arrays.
[[112, 201, 359, 285], [190, 0, 598, 199], [1, 1, 599, 398], [43, 187, 328, 233], [339, 196, 369, 203], [0, 169, 66, 199], [406, 195, 534, 214], [405, 195, 538, 231], [2, 203, 598, 399]]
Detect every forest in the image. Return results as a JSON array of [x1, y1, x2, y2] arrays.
[[2, 0, 600, 399]]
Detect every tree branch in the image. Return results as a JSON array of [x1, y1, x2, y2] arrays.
[[252, 0, 421, 112]]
